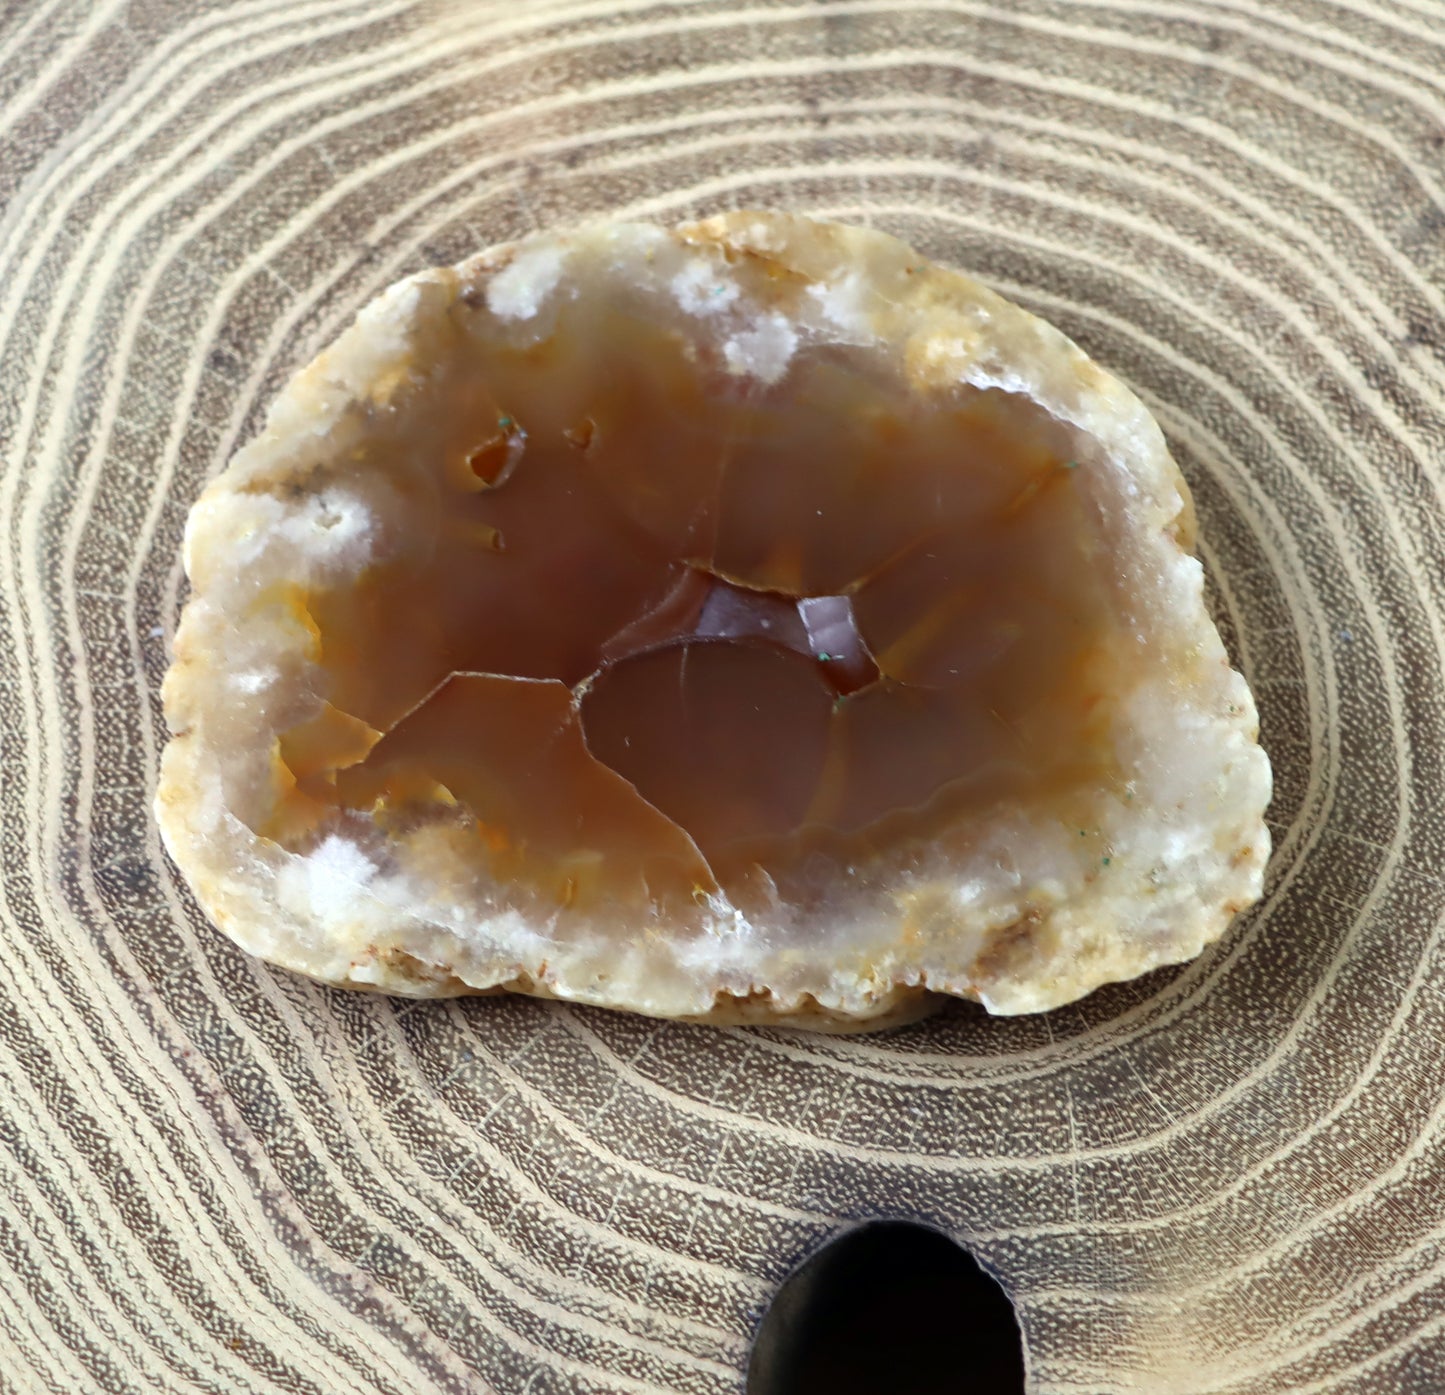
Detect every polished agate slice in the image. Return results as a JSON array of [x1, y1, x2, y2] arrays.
[[156, 213, 1271, 1026]]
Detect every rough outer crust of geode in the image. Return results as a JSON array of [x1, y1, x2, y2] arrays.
[[157, 212, 1271, 1028]]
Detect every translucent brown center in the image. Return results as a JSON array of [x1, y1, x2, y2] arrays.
[[267, 290, 1136, 920]]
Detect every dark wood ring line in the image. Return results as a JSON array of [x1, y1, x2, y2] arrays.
[[4, 1, 1444, 1391]]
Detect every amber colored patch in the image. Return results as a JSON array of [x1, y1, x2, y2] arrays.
[[260, 297, 1137, 917]]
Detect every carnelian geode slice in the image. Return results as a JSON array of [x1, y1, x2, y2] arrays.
[[157, 213, 1271, 1027]]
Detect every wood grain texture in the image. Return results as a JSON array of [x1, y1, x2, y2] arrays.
[[3, 1, 1445, 1390]]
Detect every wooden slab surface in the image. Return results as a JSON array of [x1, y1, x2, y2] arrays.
[[3, 1, 1445, 1390]]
